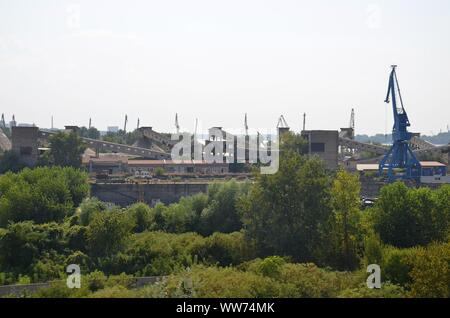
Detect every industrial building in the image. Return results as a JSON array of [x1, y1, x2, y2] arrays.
[[83, 156, 229, 175], [357, 161, 448, 178], [301, 130, 339, 170], [11, 126, 40, 166]]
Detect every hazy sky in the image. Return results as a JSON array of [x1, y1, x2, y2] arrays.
[[1, 0, 450, 135]]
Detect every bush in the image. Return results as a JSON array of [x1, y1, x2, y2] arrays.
[[0, 167, 89, 226], [199, 181, 248, 236], [276, 263, 356, 298], [65, 225, 88, 252], [245, 256, 287, 278], [408, 243, 450, 298], [160, 265, 284, 298], [87, 210, 134, 258], [113, 231, 206, 276], [127, 203, 155, 233], [363, 234, 383, 267], [78, 198, 106, 226], [371, 182, 450, 247], [0, 222, 65, 275], [382, 246, 415, 287], [195, 231, 255, 266], [338, 283, 406, 298], [89, 285, 139, 298]]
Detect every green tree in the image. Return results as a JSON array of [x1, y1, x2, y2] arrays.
[[127, 202, 154, 233], [328, 170, 363, 270], [87, 210, 133, 257], [48, 132, 86, 168], [0, 150, 26, 173], [0, 167, 89, 226], [80, 126, 100, 140], [371, 182, 450, 247], [102, 130, 138, 145], [239, 150, 332, 263], [279, 131, 308, 155], [79, 197, 107, 226], [199, 181, 248, 236], [0, 222, 65, 277]]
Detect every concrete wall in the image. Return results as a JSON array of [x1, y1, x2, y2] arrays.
[[91, 182, 209, 206], [302, 130, 339, 170], [11, 126, 39, 166]]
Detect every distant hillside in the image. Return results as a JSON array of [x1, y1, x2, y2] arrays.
[[356, 131, 450, 146], [421, 132, 450, 145]]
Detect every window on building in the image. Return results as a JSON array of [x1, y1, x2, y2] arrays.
[[311, 142, 325, 152]]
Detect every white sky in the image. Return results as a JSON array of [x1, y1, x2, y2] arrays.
[[1, 0, 450, 135]]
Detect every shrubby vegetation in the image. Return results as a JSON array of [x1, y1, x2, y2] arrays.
[[0, 167, 89, 226], [0, 132, 449, 298], [370, 182, 450, 247], [0, 151, 26, 174]]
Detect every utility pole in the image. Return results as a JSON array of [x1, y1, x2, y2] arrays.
[[137, 118, 140, 129], [194, 118, 198, 138], [244, 113, 248, 136], [123, 114, 128, 133], [89, 118, 92, 129], [302, 113, 306, 131], [51, 116, 54, 129], [175, 113, 180, 134]]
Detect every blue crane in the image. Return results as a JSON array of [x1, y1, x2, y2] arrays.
[[378, 65, 421, 182]]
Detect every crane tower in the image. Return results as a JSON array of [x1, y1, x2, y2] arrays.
[[378, 66, 421, 182]]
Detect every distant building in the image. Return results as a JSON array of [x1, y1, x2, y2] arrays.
[[83, 156, 229, 175], [83, 155, 128, 174], [301, 130, 339, 170], [357, 161, 447, 174], [11, 126, 40, 166], [357, 161, 449, 184], [420, 161, 447, 177], [128, 160, 229, 175], [107, 126, 119, 133]]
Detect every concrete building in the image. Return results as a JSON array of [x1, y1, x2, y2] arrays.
[[83, 156, 229, 175], [301, 130, 339, 170], [128, 159, 229, 175], [356, 161, 447, 176], [420, 161, 447, 176], [11, 126, 40, 166], [107, 126, 119, 133], [83, 155, 128, 174]]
